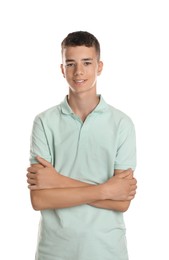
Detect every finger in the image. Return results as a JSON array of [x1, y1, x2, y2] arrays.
[[27, 178, 36, 185], [27, 167, 37, 173], [28, 184, 44, 190], [127, 195, 135, 200], [129, 188, 137, 195], [124, 168, 133, 177], [129, 178, 137, 185], [117, 169, 133, 178], [26, 172, 36, 179], [130, 185, 137, 196], [124, 172, 133, 180], [36, 156, 52, 168], [28, 184, 38, 190], [130, 183, 137, 190]]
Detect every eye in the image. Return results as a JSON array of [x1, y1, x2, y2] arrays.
[[66, 63, 75, 67], [83, 62, 92, 66]]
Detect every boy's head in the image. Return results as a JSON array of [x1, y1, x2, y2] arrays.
[[61, 31, 101, 61]]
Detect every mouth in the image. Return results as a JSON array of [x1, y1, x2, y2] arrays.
[[73, 79, 86, 86], [74, 79, 85, 83]]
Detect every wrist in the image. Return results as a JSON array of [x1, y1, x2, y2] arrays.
[[98, 183, 108, 200], [55, 173, 66, 188]]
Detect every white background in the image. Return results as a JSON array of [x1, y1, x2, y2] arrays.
[[0, 0, 169, 259]]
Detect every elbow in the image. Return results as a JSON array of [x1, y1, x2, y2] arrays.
[[31, 202, 41, 211], [119, 202, 131, 212], [120, 206, 129, 212], [30, 191, 44, 211], [117, 207, 128, 213]]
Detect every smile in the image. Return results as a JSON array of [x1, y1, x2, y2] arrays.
[[74, 80, 85, 83]]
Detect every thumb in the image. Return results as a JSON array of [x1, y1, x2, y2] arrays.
[[36, 156, 52, 168]]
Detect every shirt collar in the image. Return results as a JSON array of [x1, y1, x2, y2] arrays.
[[60, 95, 108, 115]]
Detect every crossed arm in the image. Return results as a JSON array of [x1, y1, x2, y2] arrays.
[[27, 156, 137, 212]]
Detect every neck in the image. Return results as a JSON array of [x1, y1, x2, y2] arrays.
[[67, 91, 100, 121]]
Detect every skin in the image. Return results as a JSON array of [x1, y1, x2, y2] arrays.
[[27, 45, 137, 212]]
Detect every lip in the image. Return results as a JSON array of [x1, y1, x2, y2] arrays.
[[73, 79, 87, 86], [74, 79, 85, 83]]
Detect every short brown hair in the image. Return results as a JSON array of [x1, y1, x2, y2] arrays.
[[61, 31, 101, 60]]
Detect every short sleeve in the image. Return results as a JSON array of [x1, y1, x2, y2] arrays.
[[29, 115, 52, 164], [114, 117, 136, 170]]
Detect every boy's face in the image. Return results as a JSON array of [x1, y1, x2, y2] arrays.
[[61, 46, 103, 94]]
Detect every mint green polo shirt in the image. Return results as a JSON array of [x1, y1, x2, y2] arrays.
[[30, 95, 136, 260]]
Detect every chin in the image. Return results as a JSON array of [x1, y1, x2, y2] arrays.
[[70, 86, 96, 94]]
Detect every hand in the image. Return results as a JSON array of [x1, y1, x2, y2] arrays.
[[102, 169, 137, 201], [27, 156, 60, 190]]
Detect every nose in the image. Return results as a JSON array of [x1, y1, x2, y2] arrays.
[[74, 64, 84, 76]]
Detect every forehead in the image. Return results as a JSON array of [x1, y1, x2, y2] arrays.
[[62, 46, 97, 60]]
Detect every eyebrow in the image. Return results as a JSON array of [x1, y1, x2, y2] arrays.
[[65, 58, 93, 62]]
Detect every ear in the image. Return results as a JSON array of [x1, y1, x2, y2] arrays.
[[60, 64, 65, 77], [97, 61, 103, 75]]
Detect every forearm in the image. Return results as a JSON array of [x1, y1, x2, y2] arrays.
[[89, 200, 131, 212], [58, 176, 131, 211], [30, 183, 131, 212], [56, 174, 93, 188], [28, 162, 137, 211], [30, 185, 105, 210]]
